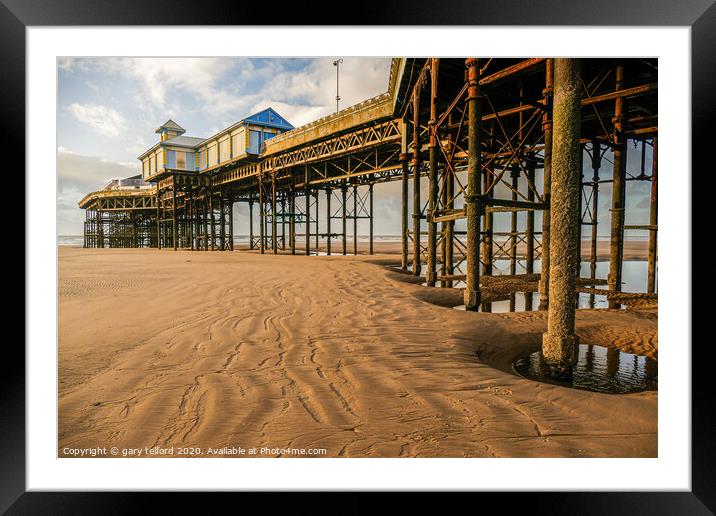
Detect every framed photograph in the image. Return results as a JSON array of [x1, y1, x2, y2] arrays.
[[9, 0, 710, 511]]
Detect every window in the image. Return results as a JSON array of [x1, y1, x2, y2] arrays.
[[176, 151, 186, 169]]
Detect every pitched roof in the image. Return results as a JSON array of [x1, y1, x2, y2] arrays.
[[241, 108, 294, 130], [164, 135, 205, 148], [155, 119, 186, 134]]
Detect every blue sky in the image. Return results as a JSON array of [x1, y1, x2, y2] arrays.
[[57, 57, 653, 238]]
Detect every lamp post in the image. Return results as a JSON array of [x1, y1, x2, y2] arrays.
[[333, 59, 343, 112]]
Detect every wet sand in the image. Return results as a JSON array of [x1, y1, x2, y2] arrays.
[[58, 246, 657, 458]]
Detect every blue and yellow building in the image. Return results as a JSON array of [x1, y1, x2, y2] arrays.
[[138, 108, 294, 182]]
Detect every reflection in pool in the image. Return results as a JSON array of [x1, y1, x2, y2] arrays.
[[512, 344, 658, 394]]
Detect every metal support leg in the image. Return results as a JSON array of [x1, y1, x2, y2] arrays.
[[608, 64, 627, 307], [647, 137, 658, 293], [401, 153, 409, 269], [464, 57, 483, 311], [542, 58, 582, 367], [538, 58, 554, 310]]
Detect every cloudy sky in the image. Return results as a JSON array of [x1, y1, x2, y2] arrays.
[[57, 57, 392, 235], [57, 57, 653, 237]]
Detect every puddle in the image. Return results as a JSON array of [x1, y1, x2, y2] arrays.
[[453, 292, 540, 312], [512, 344, 657, 394]]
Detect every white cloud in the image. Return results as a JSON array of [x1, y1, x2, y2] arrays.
[[66, 103, 127, 139], [100, 57, 245, 114]]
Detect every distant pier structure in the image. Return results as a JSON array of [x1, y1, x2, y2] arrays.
[[79, 58, 657, 363]]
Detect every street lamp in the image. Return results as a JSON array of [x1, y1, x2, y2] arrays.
[[333, 59, 343, 113]]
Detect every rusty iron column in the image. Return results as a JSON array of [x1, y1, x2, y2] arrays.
[[281, 196, 286, 250], [290, 188, 296, 255], [464, 58, 482, 311], [608, 64, 627, 306], [228, 198, 234, 251], [525, 155, 536, 310], [481, 170, 493, 276], [526, 155, 536, 273], [353, 184, 358, 255], [156, 191, 161, 249], [538, 58, 554, 310], [342, 180, 347, 255], [647, 136, 658, 293], [576, 145, 584, 280], [412, 88, 422, 276], [510, 165, 520, 275], [305, 166, 311, 255], [259, 176, 265, 254], [209, 192, 216, 251], [542, 58, 582, 367], [97, 207, 104, 248], [326, 186, 332, 255], [249, 199, 254, 250], [426, 58, 439, 286], [440, 141, 449, 287], [369, 178, 374, 255], [445, 141, 455, 287], [219, 192, 226, 250], [188, 188, 194, 250], [589, 141, 601, 284], [271, 172, 277, 254], [130, 211, 136, 248], [401, 151, 409, 269], [203, 197, 209, 251], [315, 188, 319, 251], [194, 195, 200, 251]]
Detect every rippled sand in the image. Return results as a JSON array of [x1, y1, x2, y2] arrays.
[[58, 246, 657, 458]]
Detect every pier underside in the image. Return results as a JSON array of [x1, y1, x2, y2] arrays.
[[79, 57, 658, 305]]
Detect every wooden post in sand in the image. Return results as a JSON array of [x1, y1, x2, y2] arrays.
[[412, 87, 422, 276], [541, 58, 582, 367], [426, 58, 439, 286], [608, 64, 627, 307], [647, 137, 658, 293], [464, 57, 482, 311]]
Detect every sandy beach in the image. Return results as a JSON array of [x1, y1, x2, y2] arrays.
[[58, 245, 657, 458]]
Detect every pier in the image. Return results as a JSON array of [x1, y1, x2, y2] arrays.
[[79, 57, 658, 367]]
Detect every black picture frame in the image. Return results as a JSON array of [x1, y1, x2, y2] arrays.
[[6, 0, 709, 512]]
